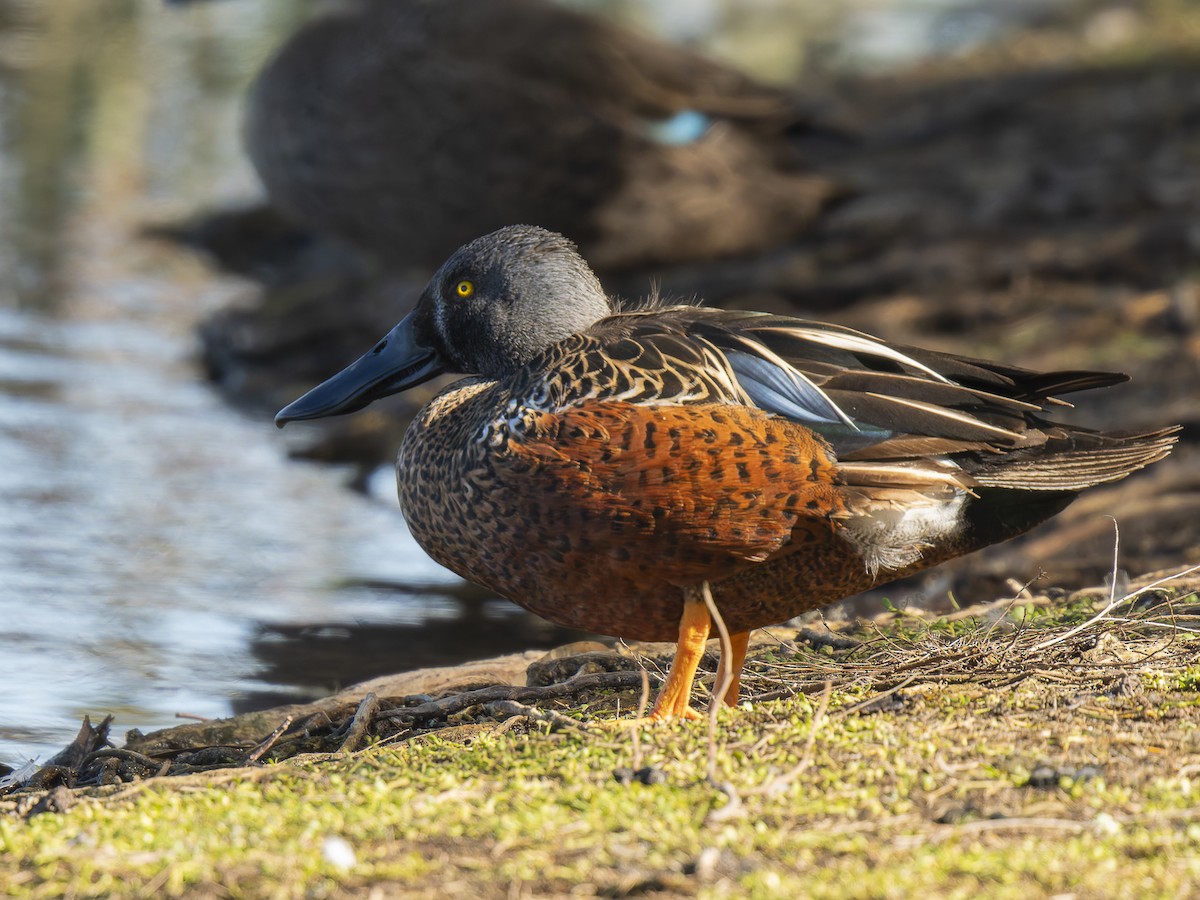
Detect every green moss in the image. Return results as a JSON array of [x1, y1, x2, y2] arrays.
[[6, 569, 1200, 898], [1144, 665, 1200, 693], [5, 645, 1200, 899]]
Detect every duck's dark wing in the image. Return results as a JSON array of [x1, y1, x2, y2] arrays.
[[546, 307, 1177, 493]]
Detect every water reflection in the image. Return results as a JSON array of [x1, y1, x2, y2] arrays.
[[236, 587, 590, 714], [0, 294, 468, 758]]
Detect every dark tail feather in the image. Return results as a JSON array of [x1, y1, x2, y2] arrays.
[[892, 346, 1130, 402], [1009, 370, 1129, 404]]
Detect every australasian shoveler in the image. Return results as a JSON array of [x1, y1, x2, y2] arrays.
[[276, 225, 1177, 720]]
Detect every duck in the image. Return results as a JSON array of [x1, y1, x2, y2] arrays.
[[275, 225, 1177, 720], [244, 0, 840, 272]]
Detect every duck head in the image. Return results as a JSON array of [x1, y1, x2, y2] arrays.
[[275, 225, 612, 426]]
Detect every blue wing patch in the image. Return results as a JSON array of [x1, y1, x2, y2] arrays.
[[724, 349, 891, 452]]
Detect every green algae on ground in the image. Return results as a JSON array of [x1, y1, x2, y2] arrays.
[[4, 582, 1200, 899], [2, 706, 1198, 898]]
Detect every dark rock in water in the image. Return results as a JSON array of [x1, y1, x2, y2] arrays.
[[44, 715, 113, 772], [243, 0, 843, 272]]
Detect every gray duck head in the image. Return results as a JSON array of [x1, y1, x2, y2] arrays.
[[275, 225, 612, 425]]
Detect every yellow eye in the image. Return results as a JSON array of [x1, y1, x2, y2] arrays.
[[454, 279, 474, 298]]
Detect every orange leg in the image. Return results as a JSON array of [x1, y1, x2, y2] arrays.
[[648, 595, 711, 721], [717, 630, 751, 708]]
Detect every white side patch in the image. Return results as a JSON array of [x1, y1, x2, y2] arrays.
[[841, 492, 967, 575]]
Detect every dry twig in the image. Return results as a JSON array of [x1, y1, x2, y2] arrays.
[[485, 700, 589, 732], [247, 717, 293, 763], [377, 671, 645, 724], [702, 582, 733, 785], [338, 692, 380, 753]]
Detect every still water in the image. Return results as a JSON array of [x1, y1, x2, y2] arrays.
[[0, 0, 1052, 765], [0, 0, 548, 765]]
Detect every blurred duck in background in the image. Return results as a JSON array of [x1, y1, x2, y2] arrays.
[[243, 0, 843, 273]]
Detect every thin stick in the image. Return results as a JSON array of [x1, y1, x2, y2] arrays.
[[797, 680, 832, 773], [247, 717, 293, 763], [377, 671, 645, 723], [701, 581, 733, 784], [982, 571, 1043, 642], [1028, 525, 1200, 653], [484, 700, 588, 732], [930, 816, 1088, 841], [1124, 562, 1200, 600], [1108, 517, 1122, 606], [631, 668, 649, 771], [837, 675, 916, 717]]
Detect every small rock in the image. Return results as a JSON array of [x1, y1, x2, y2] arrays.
[[322, 836, 356, 871], [935, 804, 978, 825], [794, 627, 860, 652], [692, 846, 721, 881], [612, 766, 635, 785], [1074, 765, 1104, 783], [1131, 589, 1172, 613], [856, 692, 907, 715], [1105, 674, 1143, 699], [634, 766, 666, 786], [1083, 631, 1138, 665], [1027, 765, 1060, 789]]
